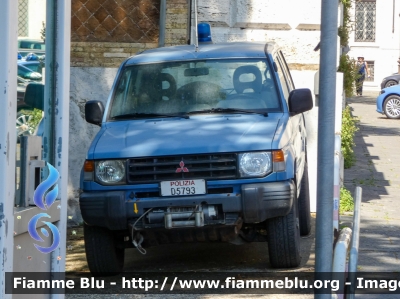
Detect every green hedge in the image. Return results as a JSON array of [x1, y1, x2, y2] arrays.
[[340, 186, 354, 214], [341, 105, 359, 169]]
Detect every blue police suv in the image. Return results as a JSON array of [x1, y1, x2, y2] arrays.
[[80, 41, 313, 275]]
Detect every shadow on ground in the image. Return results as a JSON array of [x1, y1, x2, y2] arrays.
[[66, 215, 316, 273], [344, 93, 400, 272]]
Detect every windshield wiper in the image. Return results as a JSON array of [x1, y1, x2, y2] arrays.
[[110, 112, 189, 120], [187, 108, 268, 117]]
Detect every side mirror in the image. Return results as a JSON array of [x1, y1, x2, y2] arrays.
[[24, 83, 44, 110], [85, 100, 104, 126], [288, 88, 313, 115]]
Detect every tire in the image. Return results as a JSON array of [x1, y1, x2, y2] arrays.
[[267, 190, 301, 268], [298, 162, 311, 236], [383, 95, 400, 119], [84, 224, 125, 276], [16, 112, 34, 137], [384, 80, 397, 88]]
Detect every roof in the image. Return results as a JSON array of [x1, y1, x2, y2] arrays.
[[125, 42, 278, 66]]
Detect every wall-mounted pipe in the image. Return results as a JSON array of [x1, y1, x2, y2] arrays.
[[187, 0, 192, 44], [193, 0, 198, 51]]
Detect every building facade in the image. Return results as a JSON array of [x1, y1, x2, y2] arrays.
[[348, 0, 400, 91]]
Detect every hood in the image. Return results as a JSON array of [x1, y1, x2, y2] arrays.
[[90, 114, 283, 159], [383, 73, 400, 81]]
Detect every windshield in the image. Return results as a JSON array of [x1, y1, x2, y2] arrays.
[[108, 59, 282, 120]]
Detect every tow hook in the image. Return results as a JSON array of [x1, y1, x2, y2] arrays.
[[132, 232, 146, 255]]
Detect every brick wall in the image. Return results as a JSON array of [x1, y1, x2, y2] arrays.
[[70, 42, 158, 67], [165, 0, 189, 46], [71, 0, 189, 67]]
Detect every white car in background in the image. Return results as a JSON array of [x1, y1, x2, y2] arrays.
[[18, 38, 45, 58]]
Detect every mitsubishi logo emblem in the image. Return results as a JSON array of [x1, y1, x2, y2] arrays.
[[176, 161, 189, 173]]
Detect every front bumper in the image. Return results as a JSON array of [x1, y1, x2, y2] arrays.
[[376, 93, 385, 114], [80, 180, 295, 230]]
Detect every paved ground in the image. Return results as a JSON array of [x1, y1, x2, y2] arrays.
[[342, 91, 400, 298], [65, 90, 400, 298], [345, 91, 400, 274]]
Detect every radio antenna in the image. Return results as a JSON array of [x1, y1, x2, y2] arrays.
[[194, 0, 199, 52]]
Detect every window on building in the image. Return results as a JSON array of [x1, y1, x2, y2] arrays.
[[355, 0, 376, 42], [365, 60, 374, 81]]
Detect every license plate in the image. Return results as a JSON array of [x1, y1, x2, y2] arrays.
[[160, 179, 206, 196]]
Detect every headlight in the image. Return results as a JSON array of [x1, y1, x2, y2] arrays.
[[238, 152, 272, 178], [95, 160, 126, 184]]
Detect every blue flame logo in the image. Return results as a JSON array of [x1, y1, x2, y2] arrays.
[[28, 163, 61, 254]]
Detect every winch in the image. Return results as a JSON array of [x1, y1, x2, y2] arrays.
[[144, 204, 218, 229]]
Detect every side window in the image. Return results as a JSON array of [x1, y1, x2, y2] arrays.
[[109, 69, 133, 117], [275, 57, 290, 101], [278, 51, 295, 90]]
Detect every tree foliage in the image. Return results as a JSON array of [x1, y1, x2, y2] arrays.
[[338, 0, 359, 97], [40, 21, 46, 41]]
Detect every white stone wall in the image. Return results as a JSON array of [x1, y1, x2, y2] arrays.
[[27, 0, 46, 39], [68, 67, 117, 223], [195, 0, 322, 67]]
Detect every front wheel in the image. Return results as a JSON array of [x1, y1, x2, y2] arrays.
[[84, 224, 125, 276], [383, 95, 400, 119], [384, 80, 397, 88], [267, 192, 301, 268]]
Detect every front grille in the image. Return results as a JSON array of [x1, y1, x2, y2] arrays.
[[127, 153, 237, 183]]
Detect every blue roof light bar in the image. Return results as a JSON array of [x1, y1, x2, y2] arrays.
[[198, 23, 212, 43]]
